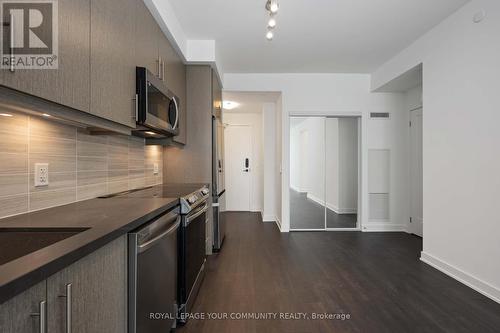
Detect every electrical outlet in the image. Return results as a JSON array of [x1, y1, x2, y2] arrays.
[[153, 163, 159, 175], [35, 163, 49, 187]]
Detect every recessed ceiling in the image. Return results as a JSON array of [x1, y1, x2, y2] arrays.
[[169, 0, 469, 73]]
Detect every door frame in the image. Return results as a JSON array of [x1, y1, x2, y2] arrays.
[[288, 115, 363, 232], [409, 107, 423, 237], [224, 123, 253, 212]]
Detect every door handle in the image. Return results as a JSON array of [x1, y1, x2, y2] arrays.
[[58, 283, 72, 333], [242, 169, 249, 172]]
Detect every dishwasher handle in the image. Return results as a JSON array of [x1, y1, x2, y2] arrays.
[[138, 217, 180, 253]]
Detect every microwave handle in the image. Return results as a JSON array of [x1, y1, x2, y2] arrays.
[[132, 94, 138, 121], [172, 98, 179, 130]]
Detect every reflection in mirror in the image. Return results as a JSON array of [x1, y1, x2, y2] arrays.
[[290, 117, 325, 230], [325, 118, 358, 229]]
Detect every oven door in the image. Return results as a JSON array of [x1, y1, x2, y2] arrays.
[[179, 201, 207, 317]]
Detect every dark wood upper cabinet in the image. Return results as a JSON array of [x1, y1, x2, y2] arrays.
[[159, 34, 187, 145], [135, 0, 160, 76], [212, 70, 222, 117], [0, 0, 187, 135], [1, 0, 91, 112], [90, 0, 136, 128]]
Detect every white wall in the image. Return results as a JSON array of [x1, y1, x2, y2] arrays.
[[372, 0, 500, 302], [262, 103, 277, 221], [275, 96, 283, 227], [224, 73, 409, 233], [406, 85, 423, 111], [224, 112, 264, 213], [338, 118, 358, 212]]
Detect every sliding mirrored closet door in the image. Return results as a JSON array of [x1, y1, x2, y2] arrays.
[[290, 116, 359, 231]]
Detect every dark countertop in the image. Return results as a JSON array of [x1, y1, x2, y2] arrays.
[[0, 195, 179, 304]]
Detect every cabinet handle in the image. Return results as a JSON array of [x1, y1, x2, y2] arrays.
[[9, 12, 15, 72], [161, 60, 165, 81], [58, 283, 72, 333], [31, 300, 47, 333], [157, 56, 161, 78]]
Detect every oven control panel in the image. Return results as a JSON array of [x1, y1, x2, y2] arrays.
[[187, 195, 198, 205]]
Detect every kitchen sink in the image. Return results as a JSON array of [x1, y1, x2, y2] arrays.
[[0, 227, 90, 266]]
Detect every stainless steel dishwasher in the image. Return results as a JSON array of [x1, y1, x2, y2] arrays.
[[128, 206, 180, 333]]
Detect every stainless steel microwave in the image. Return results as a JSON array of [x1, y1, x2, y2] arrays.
[[134, 67, 179, 138]]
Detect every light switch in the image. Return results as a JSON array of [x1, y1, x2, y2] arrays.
[[35, 163, 49, 187], [153, 163, 159, 175]]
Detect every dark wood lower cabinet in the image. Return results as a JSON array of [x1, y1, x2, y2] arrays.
[[47, 236, 127, 333], [0, 282, 46, 333], [0, 236, 127, 333]]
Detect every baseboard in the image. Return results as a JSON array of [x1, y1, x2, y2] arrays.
[[362, 223, 406, 232], [325, 202, 356, 214], [420, 252, 500, 304], [275, 216, 282, 231], [262, 214, 275, 222], [306, 194, 356, 215], [306, 193, 325, 206], [326, 202, 339, 213]]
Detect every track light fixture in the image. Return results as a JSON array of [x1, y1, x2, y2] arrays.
[[265, 0, 279, 40], [266, 0, 279, 14]]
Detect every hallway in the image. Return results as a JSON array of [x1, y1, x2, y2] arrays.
[[179, 212, 500, 333]]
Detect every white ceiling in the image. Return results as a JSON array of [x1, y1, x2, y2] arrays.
[[169, 0, 469, 73]]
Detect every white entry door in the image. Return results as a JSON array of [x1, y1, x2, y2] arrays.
[[410, 108, 423, 237], [225, 125, 252, 211]]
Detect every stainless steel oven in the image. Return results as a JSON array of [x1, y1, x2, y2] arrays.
[[128, 207, 180, 333], [134, 66, 179, 138], [178, 188, 209, 325]]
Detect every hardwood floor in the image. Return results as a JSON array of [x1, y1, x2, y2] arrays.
[[179, 212, 500, 333]]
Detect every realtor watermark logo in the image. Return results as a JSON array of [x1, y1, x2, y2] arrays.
[[0, 0, 58, 69]]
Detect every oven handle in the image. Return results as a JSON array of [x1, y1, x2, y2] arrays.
[[185, 202, 208, 226], [138, 217, 180, 253]]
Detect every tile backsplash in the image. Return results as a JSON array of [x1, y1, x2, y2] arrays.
[[0, 111, 163, 219]]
